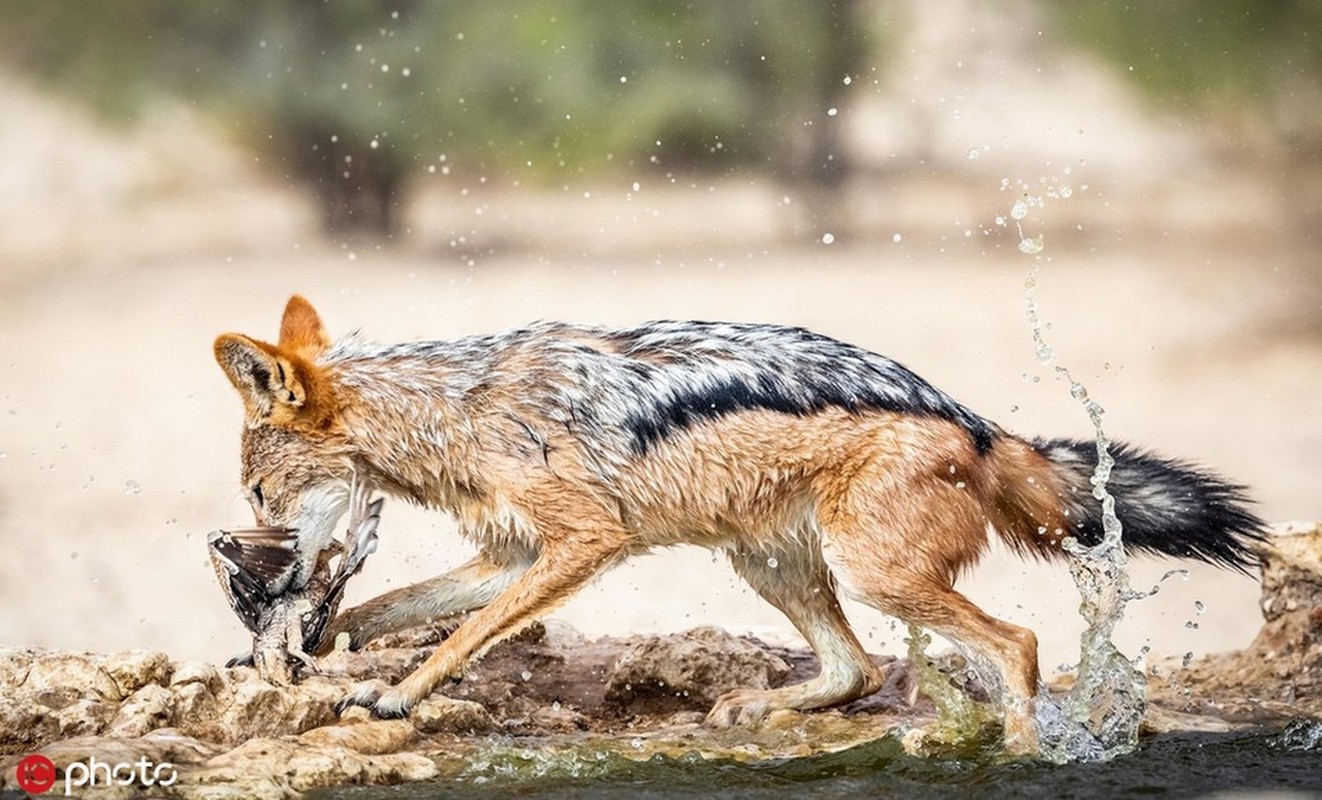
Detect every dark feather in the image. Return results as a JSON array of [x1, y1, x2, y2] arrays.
[[207, 527, 299, 633]]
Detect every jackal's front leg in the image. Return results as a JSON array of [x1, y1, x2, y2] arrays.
[[316, 546, 536, 654], [336, 522, 625, 719]]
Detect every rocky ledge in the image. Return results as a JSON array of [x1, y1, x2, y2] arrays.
[[2, 523, 1319, 799], [1149, 521, 1322, 719]]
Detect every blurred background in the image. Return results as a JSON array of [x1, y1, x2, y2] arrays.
[[0, 1, 1318, 677]]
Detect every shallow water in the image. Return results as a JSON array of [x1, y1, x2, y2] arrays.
[[312, 724, 1322, 800]]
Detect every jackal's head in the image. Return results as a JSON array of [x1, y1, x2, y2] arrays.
[[215, 296, 355, 553]]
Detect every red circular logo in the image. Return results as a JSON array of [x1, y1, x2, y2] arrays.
[[15, 754, 56, 794]]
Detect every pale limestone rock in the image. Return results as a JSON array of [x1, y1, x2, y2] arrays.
[[0, 647, 33, 691], [169, 660, 223, 693], [411, 696, 498, 735], [215, 678, 341, 744], [108, 683, 175, 738], [298, 719, 419, 754], [54, 696, 115, 738], [172, 682, 220, 732], [0, 692, 57, 748], [190, 737, 437, 798], [23, 651, 123, 702], [105, 649, 172, 697]]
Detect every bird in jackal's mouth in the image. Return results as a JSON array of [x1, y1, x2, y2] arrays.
[[208, 476, 382, 684]]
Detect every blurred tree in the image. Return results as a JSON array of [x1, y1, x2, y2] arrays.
[[1046, 1, 1322, 324], [0, 1, 878, 238], [1047, 1, 1322, 147]]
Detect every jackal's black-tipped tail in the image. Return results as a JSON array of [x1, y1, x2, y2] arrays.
[[1025, 437, 1268, 573]]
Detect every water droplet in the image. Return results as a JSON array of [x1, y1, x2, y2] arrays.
[[521, 670, 532, 681], [1181, 651, 1194, 668], [1194, 600, 1205, 614], [631, 737, 644, 750], [123, 480, 142, 496], [966, 148, 980, 160], [1184, 620, 1199, 630], [891, 233, 903, 243], [1018, 236, 1044, 255], [1010, 199, 1029, 220], [820, 232, 835, 245], [766, 557, 779, 568], [994, 215, 1006, 226], [1060, 185, 1073, 198], [826, 107, 838, 117], [842, 75, 852, 85]]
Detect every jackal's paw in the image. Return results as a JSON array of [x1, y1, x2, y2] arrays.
[[335, 680, 393, 717], [704, 689, 779, 728], [335, 680, 421, 719]]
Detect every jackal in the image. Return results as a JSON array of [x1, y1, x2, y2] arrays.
[[214, 295, 1263, 751]]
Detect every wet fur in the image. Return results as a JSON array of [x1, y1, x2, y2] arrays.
[[215, 296, 1266, 752]]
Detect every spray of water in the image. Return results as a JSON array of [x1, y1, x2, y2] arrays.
[[904, 626, 999, 748], [878, 173, 1148, 761], [1016, 182, 1148, 762]]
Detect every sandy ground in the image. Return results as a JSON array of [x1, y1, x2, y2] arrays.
[[1, 45, 1319, 684]]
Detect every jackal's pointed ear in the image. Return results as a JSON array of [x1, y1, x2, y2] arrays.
[[278, 295, 330, 360], [214, 333, 311, 423]]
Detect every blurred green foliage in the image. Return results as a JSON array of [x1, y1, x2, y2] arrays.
[[1048, 2, 1322, 129], [0, 1, 874, 234]]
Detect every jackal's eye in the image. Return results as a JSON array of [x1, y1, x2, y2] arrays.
[[250, 482, 265, 508]]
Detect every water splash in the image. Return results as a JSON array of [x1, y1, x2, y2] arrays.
[[1271, 718, 1322, 752], [904, 626, 998, 747], [1017, 182, 1148, 763]]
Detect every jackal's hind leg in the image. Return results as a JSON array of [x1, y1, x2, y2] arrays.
[[706, 544, 883, 727], [816, 477, 1043, 755]]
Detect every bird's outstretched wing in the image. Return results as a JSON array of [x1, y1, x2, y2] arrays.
[[207, 526, 299, 634]]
